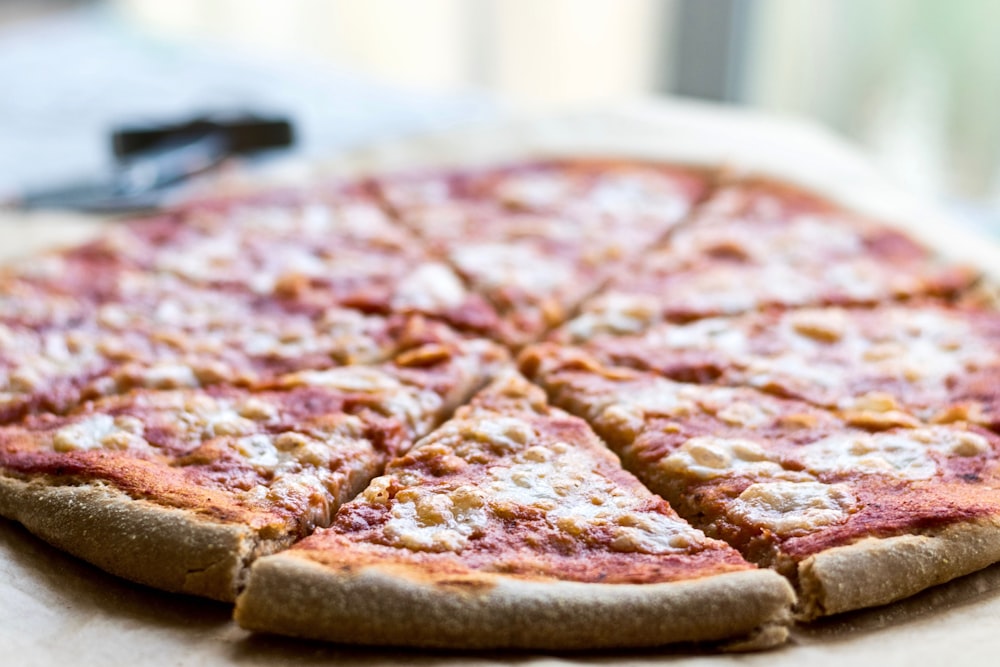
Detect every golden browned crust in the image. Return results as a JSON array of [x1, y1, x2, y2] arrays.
[[797, 516, 1000, 619], [0, 475, 292, 601], [234, 551, 795, 650]]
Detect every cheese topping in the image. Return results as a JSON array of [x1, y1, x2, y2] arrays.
[[729, 481, 856, 535], [139, 363, 200, 389], [451, 243, 573, 292], [714, 400, 775, 428], [283, 366, 443, 437], [283, 367, 402, 393], [378, 413, 704, 555], [391, 263, 469, 311], [1, 327, 102, 395], [798, 428, 990, 480], [659, 437, 805, 482], [484, 439, 702, 553], [496, 170, 687, 224], [52, 415, 146, 452], [563, 293, 661, 341], [604, 382, 697, 419], [495, 172, 573, 209], [383, 485, 489, 552], [486, 441, 586, 512], [609, 512, 701, 554], [764, 308, 995, 398], [643, 317, 749, 354]]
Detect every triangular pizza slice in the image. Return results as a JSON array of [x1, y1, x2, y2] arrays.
[[235, 372, 793, 649], [521, 344, 1000, 619]]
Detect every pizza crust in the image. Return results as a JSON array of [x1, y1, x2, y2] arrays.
[[234, 551, 795, 650], [797, 516, 1000, 619], [0, 476, 291, 601]]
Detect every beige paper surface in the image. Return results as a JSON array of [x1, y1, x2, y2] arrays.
[[3, 100, 1000, 664]]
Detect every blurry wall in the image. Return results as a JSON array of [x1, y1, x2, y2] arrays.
[[746, 0, 1000, 205], [114, 0, 670, 107], [113, 0, 1000, 211]]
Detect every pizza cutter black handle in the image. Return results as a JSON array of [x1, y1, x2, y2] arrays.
[[13, 113, 294, 213], [112, 114, 294, 159]]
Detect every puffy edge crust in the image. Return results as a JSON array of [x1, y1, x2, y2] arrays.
[[797, 516, 1000, 619], [0, 475, 287, 602], [234, 552, 795, 650]]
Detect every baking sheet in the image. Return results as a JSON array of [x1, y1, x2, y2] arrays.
[[3, 99, 1000, 665]]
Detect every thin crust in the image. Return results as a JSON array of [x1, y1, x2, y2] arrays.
[[0, 476, 290, 601], [797, 516, 1000, 619], [234, 551, 794, 650]]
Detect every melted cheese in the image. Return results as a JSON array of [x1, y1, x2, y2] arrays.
[[659, 437, 806, 482], [760, 307, 997, 401], [643, 317, 749, 354], [495, 172, 572, 209], [140, 363, 200, 389], [238, 423, 379, 528], [564, 293, 661, 341], [203, 408, 257, 437], [484, 440, 702, 553], [729, 481, 856, 535], [383, 485, 489, 552], [591, 380, 707, 443], [1, 328, 102, 395], [799, 428, 990, 480], [283, 366, 401, 393], [451, 243, 572, 292], [52, 415, 146, 452], [714, 400, 775, 428], [391, 263, 469, 311], [284, 366, 443, 437], [380, 413, 705, 555]]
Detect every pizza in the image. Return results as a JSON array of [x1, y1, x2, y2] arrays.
[[235, 373, 793, 648], [519, 343, 1000, 619], [560, 179, 975, 341], [1, 147, 999, 652], [372, 159, 711, 346], [557, 303, 1000, 430], [0, 328, 506, 600]]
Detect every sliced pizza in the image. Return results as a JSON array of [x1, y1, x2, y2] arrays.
[[0, 335, 505, 601], [561, 179, 976, 340], [373, 159, 711, 345], [521, 344, 1000, 619], [235, 372, 793, 649], [5, 191, 505, 341], [0, 273, 460, 423], [568, 303, 1000, 430]]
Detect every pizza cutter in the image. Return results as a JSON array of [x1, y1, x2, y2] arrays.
[[11, 113, 294, 213]]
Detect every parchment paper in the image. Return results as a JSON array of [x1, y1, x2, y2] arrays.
[[3, 99, 999, 665]]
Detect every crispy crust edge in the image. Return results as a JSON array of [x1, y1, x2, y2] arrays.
[[0, 475, 288, 601], [797, 515, 1000, 619], [234, 551, 795, 650]]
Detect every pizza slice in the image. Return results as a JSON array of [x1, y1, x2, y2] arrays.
[[159, 190, 508, 338], [6, 188, 506, 341], [568, 304, 1000, 430], [0, 335, 505, 601], [373, 160, 711, 346], [0, 271, 457, 422], [375, 158, 709, 232], [234, 372, 793, 649], [561, 179, 975, 340], [521, 344, 1000, 619]]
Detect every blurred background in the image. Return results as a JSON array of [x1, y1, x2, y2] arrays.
[[1, 0, 998, 231]]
